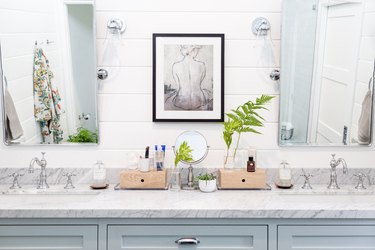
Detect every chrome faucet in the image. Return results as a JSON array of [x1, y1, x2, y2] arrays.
[[328, 154, 348, 189], [29, 152, 49, 189]]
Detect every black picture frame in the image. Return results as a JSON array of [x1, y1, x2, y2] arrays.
[[152, 33, 224, 122]]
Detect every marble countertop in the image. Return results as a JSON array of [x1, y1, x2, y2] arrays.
[[0, 184, 374, 219]]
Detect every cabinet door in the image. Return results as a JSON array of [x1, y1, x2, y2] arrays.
[[278, 225, 375, 250], [0, 225, 97, 250], [108, 225, 267, 250]]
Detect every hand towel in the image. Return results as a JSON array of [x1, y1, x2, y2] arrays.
[[357, 78, 373, 144], [4, 88, 23, 140]]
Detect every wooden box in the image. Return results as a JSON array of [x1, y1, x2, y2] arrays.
[[119, 170, 167, 189], [218, 169, 268, 189]]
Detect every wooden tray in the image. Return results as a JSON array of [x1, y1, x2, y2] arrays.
[[218, 168, 268, 189], [119, 169, 167, 189]]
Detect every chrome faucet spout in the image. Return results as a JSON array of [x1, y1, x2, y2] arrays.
[[29, 158, 38, 173], [337, 158, 348, 174]]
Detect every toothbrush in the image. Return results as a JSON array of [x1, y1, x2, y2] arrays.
[[145, 146, 150, 159]]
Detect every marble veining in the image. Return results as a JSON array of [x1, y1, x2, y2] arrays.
[[0, 167, 374, 219], [0, 184, 374, 219], [1, 167, 374, 187]]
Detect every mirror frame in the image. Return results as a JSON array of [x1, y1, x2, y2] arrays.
[[0, 1, 99, 147]]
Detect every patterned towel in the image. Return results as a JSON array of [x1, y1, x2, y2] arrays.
[[33, 47, 63, 144]]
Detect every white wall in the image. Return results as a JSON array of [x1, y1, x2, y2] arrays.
[[280, 0, 319, 143], [67, 4, 97, 132], [0, 0, 374, 170], [0, 0, 68, 143]]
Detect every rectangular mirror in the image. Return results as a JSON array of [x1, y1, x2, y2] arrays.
[[0, 0, 98, 145], [279, 0, 375, 146]]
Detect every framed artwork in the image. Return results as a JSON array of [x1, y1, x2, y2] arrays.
[[152, 33, 224, 122]]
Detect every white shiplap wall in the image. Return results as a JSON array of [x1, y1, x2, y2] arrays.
[[96, 0, 281, 168], [0, 0, 374, 170]]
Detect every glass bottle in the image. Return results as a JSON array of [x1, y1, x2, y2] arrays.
[[170, 167, 181, 191], [278, 160, 292, 187], [92, 160, 107, 186]]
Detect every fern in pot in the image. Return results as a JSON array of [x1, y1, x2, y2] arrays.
[[196, 173, 217, 193], [223, 95, 274, 169]]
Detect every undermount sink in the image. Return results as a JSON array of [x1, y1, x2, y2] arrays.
[[0, 187, 101, 204], [279, 190, 375, 196], [278, 194, 375, 204], [0, 186, 101, 204], [2, 189, 100, 196], [277, 185, 375, 196], [0, 194, 97, 204]]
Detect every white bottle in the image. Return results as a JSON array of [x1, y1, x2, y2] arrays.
[[92, 160, 107, 186], [278, 160, 292, 187]]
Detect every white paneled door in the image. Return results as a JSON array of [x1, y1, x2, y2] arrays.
[[316, 2, 363, 144]]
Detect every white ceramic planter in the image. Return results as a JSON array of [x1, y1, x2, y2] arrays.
[[198, 179, 217, 193]]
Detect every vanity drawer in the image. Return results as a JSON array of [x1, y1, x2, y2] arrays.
[[278, 225, 375, 250], [0, 225, 97, 250], [108, 225, 267, 250]]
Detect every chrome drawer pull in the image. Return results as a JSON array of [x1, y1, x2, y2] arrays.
[[175, 237, 200, 245]]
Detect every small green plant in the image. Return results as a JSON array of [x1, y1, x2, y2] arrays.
[[174, 141, 194, 167], [223, 95, 274, 163], [67, 127, 98, 143], [196, 173, 216, 181]]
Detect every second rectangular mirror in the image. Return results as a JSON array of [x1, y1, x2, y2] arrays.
[[279, 0, 375, 146]]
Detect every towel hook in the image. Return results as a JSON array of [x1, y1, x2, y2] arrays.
[[35, 40, 55, 46]]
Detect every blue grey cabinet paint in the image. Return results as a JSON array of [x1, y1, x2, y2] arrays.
[[0, 225, 97, 250], [107, 225, 268, 250], [278, 225, 375, 250]]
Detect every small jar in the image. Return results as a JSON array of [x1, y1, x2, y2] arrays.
[[247, 157, 256, 172]]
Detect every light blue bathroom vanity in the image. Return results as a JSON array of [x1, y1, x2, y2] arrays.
[[0, 0, 374, 249], [1, 187, 375, 250]]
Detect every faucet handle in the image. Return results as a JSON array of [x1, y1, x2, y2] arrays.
[[8, 172, 24, 189], [63, 172, 76, 189], [300, 170, 313, 189], [354, 172, 368, 190]]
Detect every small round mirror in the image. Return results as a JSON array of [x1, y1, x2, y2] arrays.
[[174, 131, 209, 190], [174, 130, 209, 164]]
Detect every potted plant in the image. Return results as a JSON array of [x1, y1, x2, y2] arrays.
[[67, 127, 98, 143], [197, 173, 217, 193], [223, 95, 274, 168], [171, 141, 193, 191]]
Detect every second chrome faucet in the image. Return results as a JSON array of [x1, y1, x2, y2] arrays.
[[29, 152, 49, 189], [328, 154, 348, 189]]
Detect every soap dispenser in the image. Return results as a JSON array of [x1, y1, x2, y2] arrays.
[[277, 160, 292, 188], [91, 160, 108, 189]]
